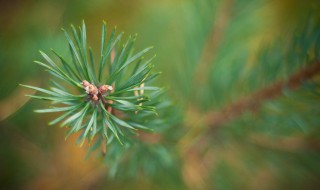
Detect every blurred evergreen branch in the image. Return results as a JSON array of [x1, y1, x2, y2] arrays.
[[179, 5, 320, 187], [206, 60, 320, 129]]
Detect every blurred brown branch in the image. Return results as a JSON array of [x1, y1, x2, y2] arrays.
[[193, 0, 233, 86], [249, 134, 320, 152], [206, 61, 320, 129]]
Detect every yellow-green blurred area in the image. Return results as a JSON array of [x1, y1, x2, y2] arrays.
[[1, 0, 320, 189]]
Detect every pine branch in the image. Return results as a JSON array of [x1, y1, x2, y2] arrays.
[[249, 134, 320, 152], [206, 60, 320, 128], [21, 21, 163, 159], [193, 0, 233, 86]]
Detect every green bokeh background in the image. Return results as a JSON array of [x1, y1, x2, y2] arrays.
[[1, 0, 320, 189]]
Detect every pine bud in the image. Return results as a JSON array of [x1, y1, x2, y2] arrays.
[[99, 85, 113, 94], [81, 80, 90, 87], [85, 84, 98, 95], [92, 94, 99, 101]]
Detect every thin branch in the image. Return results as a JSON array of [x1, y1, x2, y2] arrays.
[[249, 134, 320, 152], [101, 49, 116, 156], [206, 61, 320, 128], [193, 0, 233, 86]]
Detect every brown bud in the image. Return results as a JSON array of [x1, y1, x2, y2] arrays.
[[92, 94, 99, 101], [82, 80, 90, 87], [99, 85, 113, 94], [85, 84, 98, 95]]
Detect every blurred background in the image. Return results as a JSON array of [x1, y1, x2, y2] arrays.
[[1, 0, 320, 189]]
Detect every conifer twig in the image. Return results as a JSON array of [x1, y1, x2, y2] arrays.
[[22, 22, 162, 161], [206, 61, 320, 128]]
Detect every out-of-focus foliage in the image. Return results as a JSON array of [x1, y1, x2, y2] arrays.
[[1, 0, 320, 189]]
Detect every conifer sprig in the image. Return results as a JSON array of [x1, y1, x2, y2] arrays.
[[21, 21, 161, 147]]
